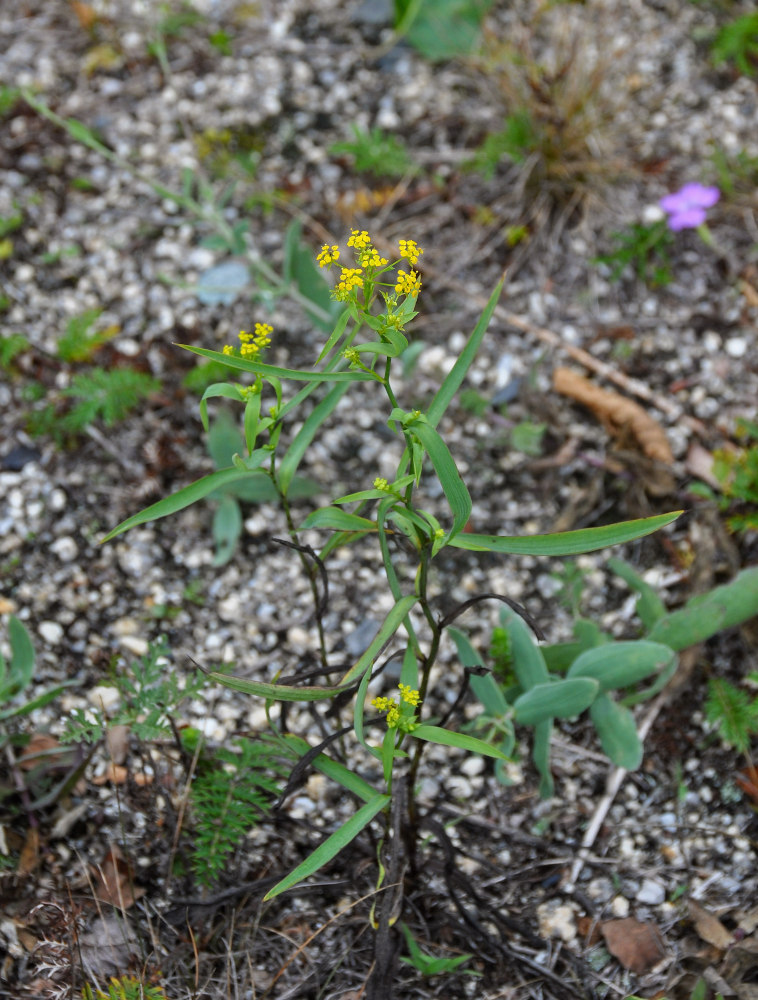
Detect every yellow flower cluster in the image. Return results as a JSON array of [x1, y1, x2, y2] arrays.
[[222, 323, 273, 360], [373, 477, 389, 491], [357, 247, 388, 268], [334, 266, 364, 301], [347, 229, 371, 250], [398, 239, 423, 266], [395, 269, 421, 296], [317, 244, 340, 267], [398, 683, 420, 706], [371, 684, 421, 730]]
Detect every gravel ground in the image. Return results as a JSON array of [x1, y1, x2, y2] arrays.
[[1, 1, 758, 998]]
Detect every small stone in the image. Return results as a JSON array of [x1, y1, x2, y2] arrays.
[[119, 635, 149, 657], [611, 895, 630, 917], [460, 756, 485, 778], [87, 685, 121, 713], [537, 901, 577, 942], [39, 621, 64, 644], [725, 337, 747, 358], [636, 878, 666, 905], [50, 536, 78, 562]]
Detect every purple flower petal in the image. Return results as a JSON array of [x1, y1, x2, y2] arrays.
[[677, 182, 720, 208], [667, 208, 708, 231]]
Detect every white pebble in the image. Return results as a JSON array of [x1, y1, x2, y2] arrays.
[[725, 337, 747, 358], [87, 685, 121, 713], [39, 620, 64, 644], [636, 878, 665, 905], [50, 536, 78, 562]]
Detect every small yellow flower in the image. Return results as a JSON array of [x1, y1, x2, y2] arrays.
[[398, 684, 420, 707], [347, 229, 371, 250], [317, 245, 340, 267], [343, 347, 361, 365], [334, 266, 364, 301], [398, 239, 423, 266], [222, 344, 234, 355], [358, 247, 388, 269], [386, 704, 401, 728], [395, 269, 421, 296], [373, 477, 389, 491]]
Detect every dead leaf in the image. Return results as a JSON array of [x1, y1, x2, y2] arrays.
[[602, 917, 667, 974], [17, 828, 39, 876], [105, 725, 130, 766], [688, 899, 733, 951], [92, 763, 128, 785], [686, 443, 722, 491], [91, 846, 144, 909], [553, 367, 674, 464], [78, 913, 139, 978], [70, 1, 98, 29]]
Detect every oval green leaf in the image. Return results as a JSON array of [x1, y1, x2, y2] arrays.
[[513, 677, 599, 725]]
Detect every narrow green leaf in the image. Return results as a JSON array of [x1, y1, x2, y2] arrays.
[[340, 595, 418, 685], [101, 464, 268, 542], [212, 495, 242, 566], [178, 344, 377, 382], [301, 507, 376, 532], [280, 734, 376, 803], [567, 641, 676, 692], [316, 308, 351, 363], [499, 606, 549, 690], [427, 277, 504, 428], [648, 566, 758, 651], [9, 617, 34, 689], [513, 677, 599, 725], [279, 382, 351, 495], [590, 693, 643, 769], [208, 673, 351, 701], [198, 383, 245, 433], [263, 793, 390, 899], [449, 511, 682, 557], [607, 556, 667, 628], [411, 725, 508, 758], [406, 420, 471, 539]]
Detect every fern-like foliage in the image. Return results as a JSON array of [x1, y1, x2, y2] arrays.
[[190, 736, 285, 887], [705, 678, 758, 756], [62, 367, 160, 430]]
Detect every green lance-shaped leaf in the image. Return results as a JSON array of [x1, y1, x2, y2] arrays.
[[647, 566, 758, 651], [301, 507, 376, 533], [263, 792, 390, 900], [411, 725, 509, 758], [207, 674, 352, 701], [212, 494, 242, 566], [567, 641, 676, 693], [427, 277, 504, 428], [405, 418, 471, 540], [448, 511, 682, 557], [448, 626, 509, 716], [178, 344, 378, 382], [278, 381, 351, 495], [316, 307, 351, 364], [340, 594, 419, 686], [8, 616, 35, 694], [280, 734, 376, 803], [499, 606, 549, 691], [513, 677, 600, 726], [607, 556, 667, 629], [101, 459, 268, 542], [590, 692, 643, 770], [198, 383, 246, 433]]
